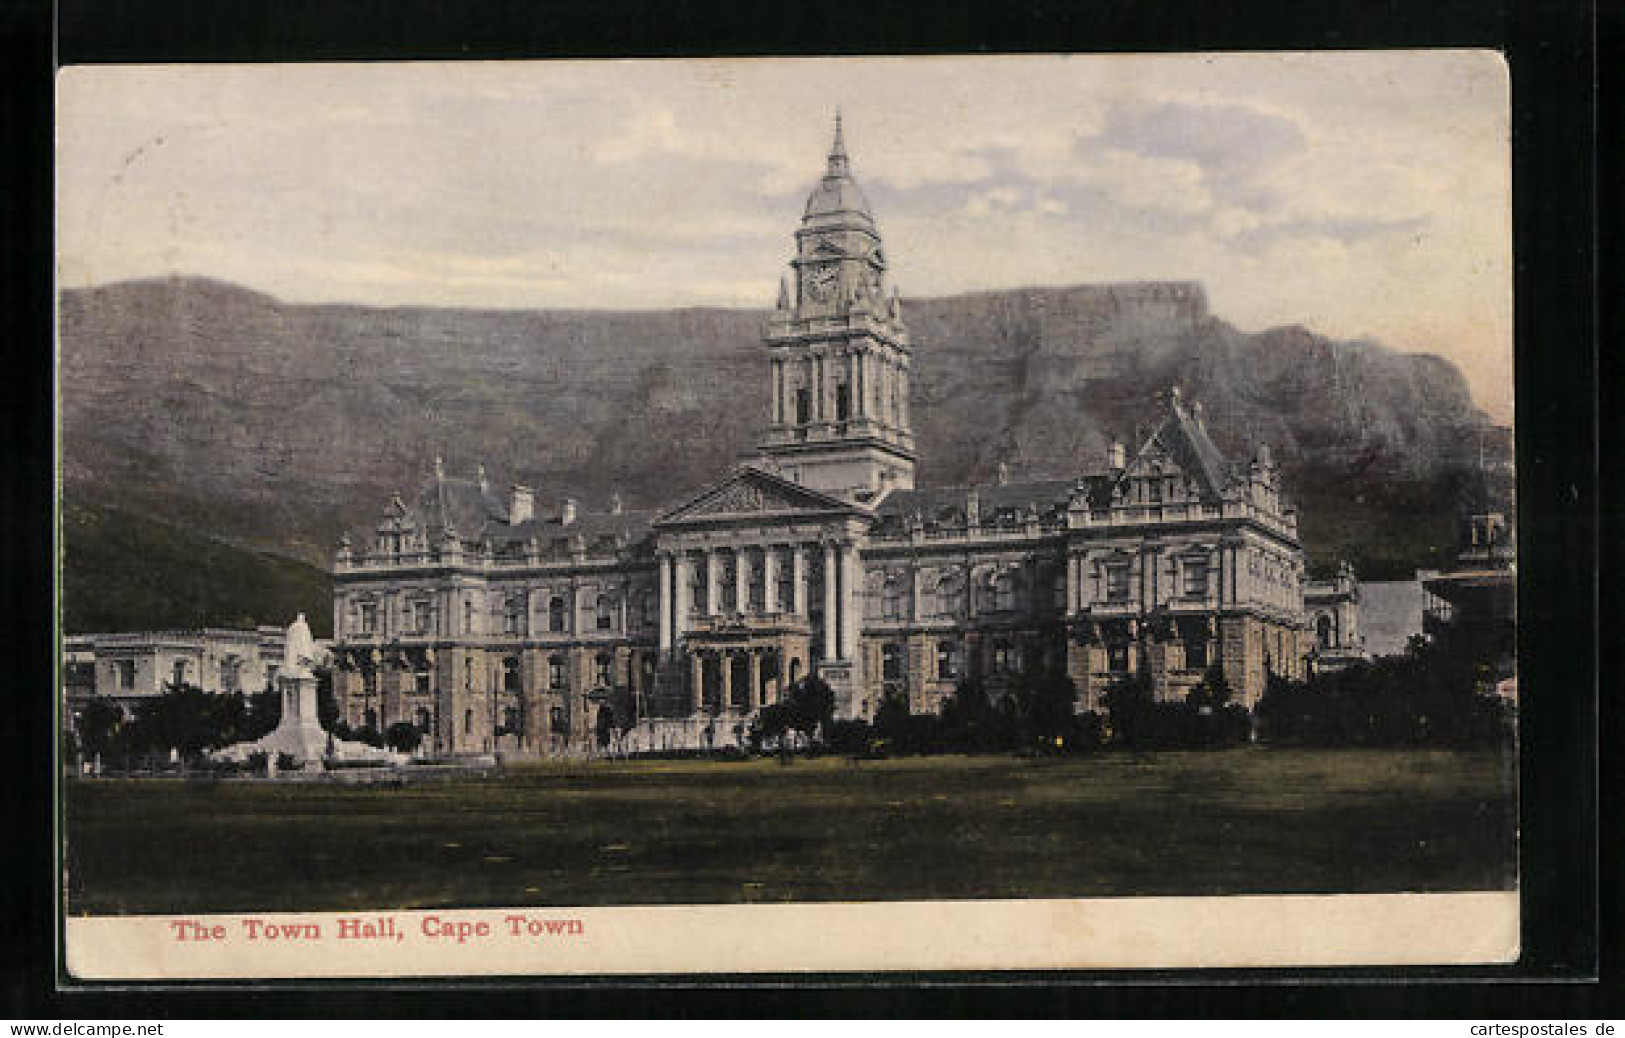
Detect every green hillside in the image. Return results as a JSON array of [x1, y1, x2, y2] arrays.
[[60, 496, 333, 637]]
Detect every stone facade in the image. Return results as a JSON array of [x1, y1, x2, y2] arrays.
[[1304, 561, 1367, 672], [330, 117, 1314, 756], [63, 627, 291, 729]]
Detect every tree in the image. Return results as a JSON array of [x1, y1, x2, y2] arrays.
[[385, 721, 422, 754], [784, 675, 835, 740], [1010, 664, 1078, 749], [121, 683, 246, 760], [1101, 671, 1155, 749], [939, 677, 1012, 752], [244, 684, 281, 740], [750, 702, 796, 751], [77, 700, 125, 760]]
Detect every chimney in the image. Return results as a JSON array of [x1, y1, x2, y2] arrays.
[[509, 485, 534, 526], [995, 461, 1010, 485], [561, 498, 578, 526], [609, 492, 624, 515], [966, 488, 981, 527], [476, 463, 488, 494], [1109, 440, 1127, 470]]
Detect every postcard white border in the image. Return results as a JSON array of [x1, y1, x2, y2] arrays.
[[64, 891, 1518, 979]]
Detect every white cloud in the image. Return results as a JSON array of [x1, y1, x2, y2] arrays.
[[56, 54, 1512, 419]]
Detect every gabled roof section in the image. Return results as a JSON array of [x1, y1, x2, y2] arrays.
[[654, 465, 866, 527], [1125, 392, 1232, 496]]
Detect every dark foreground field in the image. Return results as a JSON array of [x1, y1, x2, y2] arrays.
[[64, 749, 1516, 914]]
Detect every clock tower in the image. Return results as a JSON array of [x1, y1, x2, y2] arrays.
[[758, 112, 916, 501]]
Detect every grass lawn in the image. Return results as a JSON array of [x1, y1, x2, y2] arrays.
[[63, 748, 1516, 915]]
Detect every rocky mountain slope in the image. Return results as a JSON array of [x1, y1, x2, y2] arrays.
[[59, 275, 1499, 607]]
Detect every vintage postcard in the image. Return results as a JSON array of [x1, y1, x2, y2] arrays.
[[55, 54, 1517, 979]]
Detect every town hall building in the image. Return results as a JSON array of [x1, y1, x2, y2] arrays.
[[329, 116, 1312, 757]]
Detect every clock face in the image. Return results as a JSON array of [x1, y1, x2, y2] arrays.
[[805, 264, 839, 302]]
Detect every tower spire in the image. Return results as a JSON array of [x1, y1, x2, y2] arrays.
[[827, 109, 849, 177]]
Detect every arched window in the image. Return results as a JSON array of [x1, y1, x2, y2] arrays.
[[504, 594, 526, 635], [548, 655, 566, 690], [502, 656, 522, 694], [463, 599, 474, 634], [548, 596, 566, 633]]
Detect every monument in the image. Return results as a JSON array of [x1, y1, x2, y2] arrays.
[[214, 613, 405, 767]]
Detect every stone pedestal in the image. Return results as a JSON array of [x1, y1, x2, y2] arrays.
[[215, 675, 404, 766]]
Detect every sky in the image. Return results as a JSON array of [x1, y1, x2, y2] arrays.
[[57, 54, 1512, 420]]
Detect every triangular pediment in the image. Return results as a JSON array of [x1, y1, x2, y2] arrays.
[[655, 466, 862, 526]]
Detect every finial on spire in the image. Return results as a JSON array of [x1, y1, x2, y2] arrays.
[[827, 109, 849, 177]]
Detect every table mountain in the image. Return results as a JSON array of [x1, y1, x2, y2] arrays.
[[60, 274, 1502, 630]]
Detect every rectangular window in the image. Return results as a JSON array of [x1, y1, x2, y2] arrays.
[[415, 667, 431, 695], [992, 643, 1011, 673], [503, 656, 522, 694], [595, 654, 613, 687], [412, 600, 431, 634], [835, 383, 850, 422], [359, 602, 378, 634], [1183, 559, 1209, 598], [1107, 644, 1130, 673], [936, 641, 958, 680], [116, 659, 136, 690], [1106, 565, 1131, 602], [221, 657, 240, 693], [548, 657, 566, 690], [795, 388, 811, 425], [1186, 638, 1209, 669], [882, 643, 905, 682]]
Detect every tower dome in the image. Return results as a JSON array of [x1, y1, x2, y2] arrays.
[[802, 111, 876, 230]]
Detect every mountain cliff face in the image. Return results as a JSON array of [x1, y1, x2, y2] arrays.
[[59, 275, 1495, 596]]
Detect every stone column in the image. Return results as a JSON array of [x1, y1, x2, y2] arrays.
[[763, 547, 779, 614], [674, 552, 692, 638], [719, 652, 733, 714], [735, 549, 749, 616], [772, 359, 783, 424], [822, 542, 839, 660], [899, 363, 910, 428], [747, 649, 761, 710], [855, 353, 866, 421], [705, 548, 720, 616], [840, 544, 861, 661], [909, 563, 922, 621], [657, 555, 673, 652], [792, 546, 807, 615], [690, 653, 704, 716]]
